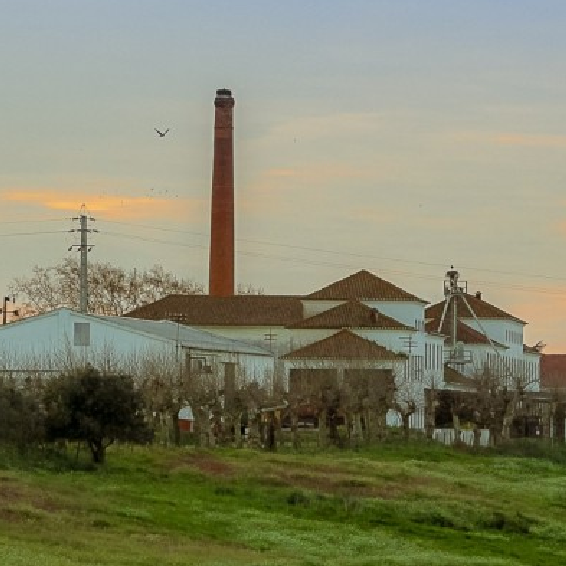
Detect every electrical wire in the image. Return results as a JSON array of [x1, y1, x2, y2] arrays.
[[98, 218, 566, 284], [0, 218, 68, 225], [96, 231, 566, 297], [0, 230, 68, 237], [1, 217, 563, 298]]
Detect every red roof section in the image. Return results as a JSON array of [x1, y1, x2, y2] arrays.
[[281, 329, 407, 361], [125, 295, 303, 326], [443, 364, 477, 388], [305, 270, 427, 303], [287, 300, 412, 330], [540, 354, 566, 390], [426, 294, 525, 324]]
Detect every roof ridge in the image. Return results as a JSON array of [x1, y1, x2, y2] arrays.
[[304, 269, 427, 302]]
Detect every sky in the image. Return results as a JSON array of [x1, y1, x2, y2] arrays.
[[0, 1, 565, 351]]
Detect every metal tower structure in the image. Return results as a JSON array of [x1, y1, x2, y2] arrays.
[[69, 204, 96, 314], [437, 266, 499, 369]]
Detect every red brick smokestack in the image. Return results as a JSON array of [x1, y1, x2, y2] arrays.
[[209, 88, 235, 296]]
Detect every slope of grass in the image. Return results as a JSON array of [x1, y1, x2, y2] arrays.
[[1, 441, 566, 565]]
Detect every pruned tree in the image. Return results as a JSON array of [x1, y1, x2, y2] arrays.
[[237, 283, 265, 295], [10, 258, 204, 316], [342, 366, 396, 445], [43, 367, 153, 464]]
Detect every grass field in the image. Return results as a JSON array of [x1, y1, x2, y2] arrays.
[[1, 440, 566, 566]]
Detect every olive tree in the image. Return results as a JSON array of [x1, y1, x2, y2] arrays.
[[43, 367, 153, 464]]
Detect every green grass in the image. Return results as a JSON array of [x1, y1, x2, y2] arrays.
[[1, 441, 566, 565]]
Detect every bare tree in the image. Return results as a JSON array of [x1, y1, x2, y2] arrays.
[[10, 258, 204, 316], [237, 283, 265, 295]]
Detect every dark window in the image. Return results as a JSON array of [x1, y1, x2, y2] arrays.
[[73, 322, 90, 347]]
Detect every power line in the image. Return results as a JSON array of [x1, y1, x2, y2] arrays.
[[97, 218, 566, 284], [0, 218, 68, 225], [2, 218, 563, 298], [0, 230, 68, 237], [96, 231, 566, 297]]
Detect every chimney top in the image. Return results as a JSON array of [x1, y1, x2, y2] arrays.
[[476, 291, 482, 300], [216, 88, 232, 97]]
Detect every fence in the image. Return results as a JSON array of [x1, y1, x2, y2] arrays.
[[434, 428, 491, 447]]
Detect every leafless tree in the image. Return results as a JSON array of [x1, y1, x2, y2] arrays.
[[10, 258, 204, 316], [237, 283, 265, 295]]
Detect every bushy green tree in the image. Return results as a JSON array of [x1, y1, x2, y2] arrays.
[[0, 382, 44, 450], [44, 368, 153, 464]]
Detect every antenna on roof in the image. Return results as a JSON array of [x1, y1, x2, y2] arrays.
[[438, 266, 500, 369]]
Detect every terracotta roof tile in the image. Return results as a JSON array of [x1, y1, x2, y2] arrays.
[[305, 269, 427, 302], [125, 295, 303, 326], [425, 317, 506, 347], [287, 300, 412, 330], [540, 354, 566, 390], [443, 364, 477, 388], [281, 329, 407, 361], [426, 294, 525, 323]]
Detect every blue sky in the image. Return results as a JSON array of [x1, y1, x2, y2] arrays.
[[0, 1, 565, 350]]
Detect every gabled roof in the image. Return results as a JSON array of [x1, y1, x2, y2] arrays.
[[425, 317, 506, 348], [280, 329, 407, 361], [540, 354, 566, 390], [426, 294, 525, 324], [304, 270, 427, 303], [95, 315, 272, 356], [0, 307, 273, 357], [287, 300, 412, 330], [125, 295, 303, 327]]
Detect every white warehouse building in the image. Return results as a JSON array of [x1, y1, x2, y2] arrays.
[[0, 308, 275, 386]]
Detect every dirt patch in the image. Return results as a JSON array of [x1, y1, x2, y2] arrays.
[[0, 484, 66, 517], [167, 453, 237, 477], [262, 469, 405, 499]]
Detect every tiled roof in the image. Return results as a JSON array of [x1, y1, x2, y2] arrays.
[[287, 300, 412, 330], [305, 270, 427, 302], [443, 364, 477, 388], [425, 317, 506, 348], [125, 295, 303, 326], [540, 354, 566, 390], [280, 329, 407, 361], [523, 344, 541, 355], [426, 294, 525, 324]]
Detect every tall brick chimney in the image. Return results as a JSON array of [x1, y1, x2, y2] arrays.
[[209, 88, 235, 296]]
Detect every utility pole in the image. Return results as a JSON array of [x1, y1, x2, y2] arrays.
[[69, 205, 96, 314], [264, 330, 278, 351], [1, 296, 19, 325]]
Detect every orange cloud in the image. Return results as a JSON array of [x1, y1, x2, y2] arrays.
[[507, 290, 566, 354], [2, 189, 205, 221]]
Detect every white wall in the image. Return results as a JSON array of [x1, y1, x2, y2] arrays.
[[0, 310, 275, 387]]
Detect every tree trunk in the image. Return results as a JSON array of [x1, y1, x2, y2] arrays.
[[291, 410, 300, 449], [171, 411, 181, 446], [318, 409, 328, 448], [425, 390, 436, 440], [452, 413, 461, 446], [402, 413, 411, 441], [375, 406, 387, 441], [89, 440, 105, 464], [247, 415, 261, 448], [472, 423, 481, 448]]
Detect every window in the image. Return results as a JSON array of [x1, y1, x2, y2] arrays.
[[73, 322, 90, 347]]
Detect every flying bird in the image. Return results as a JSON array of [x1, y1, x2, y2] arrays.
[[154, 128, 170, 138]]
